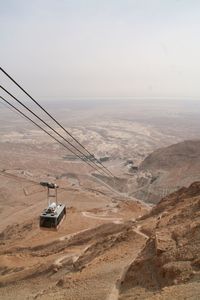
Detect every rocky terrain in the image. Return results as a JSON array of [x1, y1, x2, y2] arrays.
[[118, 181, 200, 299], [131, 140, 200, 203], [1, 169, 199, 299], [0, 99, 200, 299], [0, 166, 149, 300]]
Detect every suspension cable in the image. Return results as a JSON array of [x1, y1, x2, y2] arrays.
[[0, 67, 114, 178], [0, 95, 107, 177], [0, 86, 112, 177]]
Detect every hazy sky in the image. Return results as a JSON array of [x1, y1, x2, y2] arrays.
[[1, 0, 200, 99]]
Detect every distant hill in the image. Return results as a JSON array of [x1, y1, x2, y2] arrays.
[[140, 139, 200, 170], [132, 140, 200, 203]]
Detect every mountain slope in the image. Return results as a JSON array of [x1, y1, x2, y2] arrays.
[[119, 181, 200, 299], [133, 140, 200, 203]]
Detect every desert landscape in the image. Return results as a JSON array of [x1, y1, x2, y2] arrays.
[[0, 99, 200, 299], [1, 0, 200, 298]]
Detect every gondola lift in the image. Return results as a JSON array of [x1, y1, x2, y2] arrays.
[[39, 182, 66, 229]]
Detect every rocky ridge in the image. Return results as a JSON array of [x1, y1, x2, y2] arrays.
[[119, 181, 200, 299]]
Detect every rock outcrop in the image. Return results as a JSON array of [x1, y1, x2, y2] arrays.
[[119, 182, 200, 299]]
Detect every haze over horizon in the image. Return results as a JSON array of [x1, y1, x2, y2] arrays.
[[1, 0, 200, 100]]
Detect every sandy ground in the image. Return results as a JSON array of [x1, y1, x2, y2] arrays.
[[0, 163, 149, 299], [1, 103, 200, 299]]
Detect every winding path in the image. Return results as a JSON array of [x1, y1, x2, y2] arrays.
[[81, 211, 123, 222]]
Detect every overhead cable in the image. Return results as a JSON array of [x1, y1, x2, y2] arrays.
[[0, 86, 111, 177], [0, 95, 107, 177], [0, 67, 114, 178]]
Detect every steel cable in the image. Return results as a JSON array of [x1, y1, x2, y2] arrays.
[[0, 87, 111, 177], [0, 95, 107, 177], [0, 67, 114, 178]]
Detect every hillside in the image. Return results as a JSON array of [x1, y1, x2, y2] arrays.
[[1, 108, 200, 298], [0, 161, 200, 299], [141, 139, 200, 170], [132, 140, 200, 203], [0, 168, 149, 300], [119, 181, 200, 299]]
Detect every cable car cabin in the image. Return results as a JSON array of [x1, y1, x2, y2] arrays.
[[39, 181, 66, 229], [40, 203, 66, 229]]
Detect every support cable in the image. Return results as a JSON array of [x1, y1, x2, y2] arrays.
[[0, 86, 111, 177], [0, 67, 114, 178], [0, 95, 107, 177]]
